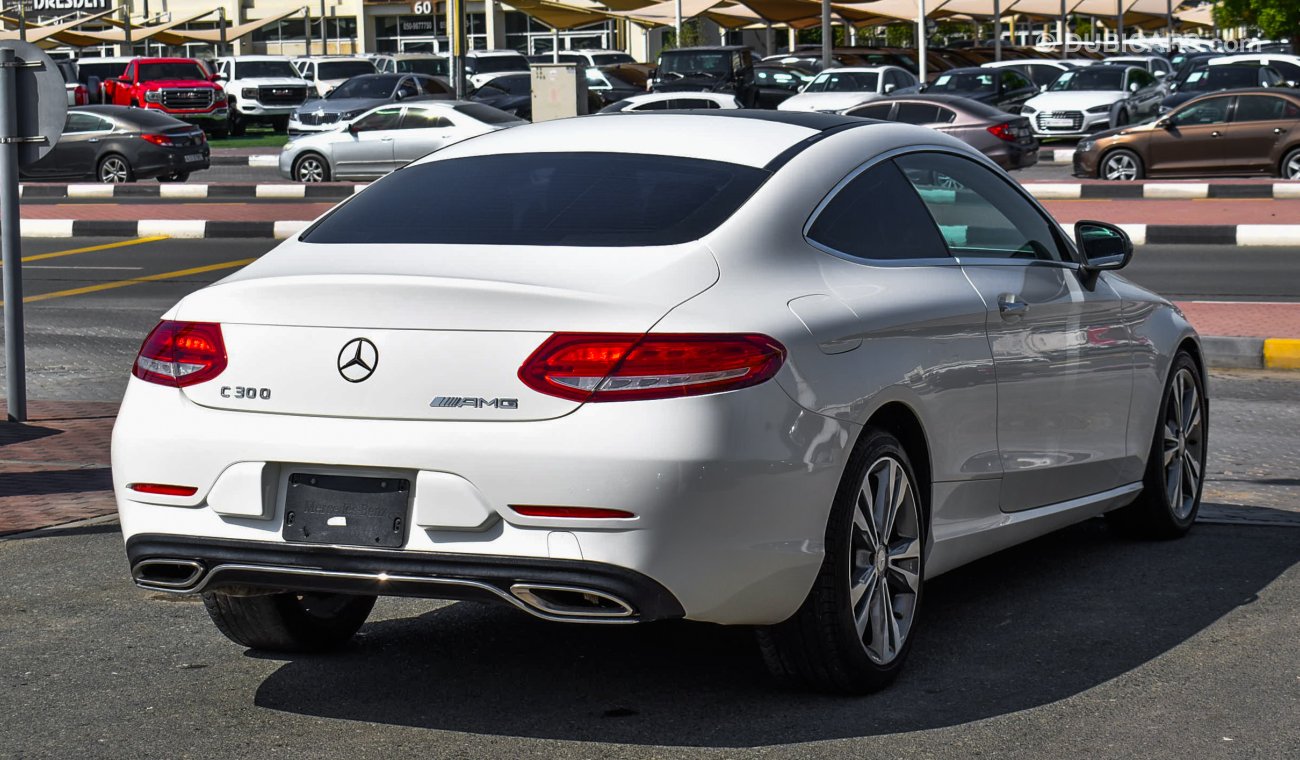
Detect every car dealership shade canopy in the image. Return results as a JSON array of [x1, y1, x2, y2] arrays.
[[2, 6, 307, 48]]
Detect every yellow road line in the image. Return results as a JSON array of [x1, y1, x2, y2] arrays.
[[20, 235, 170, 263], [3, 258, 256, 306]]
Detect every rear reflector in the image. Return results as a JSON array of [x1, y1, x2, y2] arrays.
[[129, 483, 198, 497], [132, 321, 227, 388], [519, 333, 785, 402], [510, 505, 636, 519]]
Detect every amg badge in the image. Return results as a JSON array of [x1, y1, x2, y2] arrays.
[[430, 396, 519, 409]]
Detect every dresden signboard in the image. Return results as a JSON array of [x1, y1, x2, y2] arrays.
[[30, 0, 113, 12]]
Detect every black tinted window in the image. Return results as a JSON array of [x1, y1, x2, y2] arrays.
[[849, 103, 894, 119], [1234, 95, 1300, 121], [807, 161, 949, 261], [303, 153, 769, 246], [895, 102, 941, 124]]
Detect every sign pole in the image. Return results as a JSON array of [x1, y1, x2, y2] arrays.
[[0, 48, 27, 422]]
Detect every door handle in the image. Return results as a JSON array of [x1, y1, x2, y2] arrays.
[[1211, 131, 1222, 137], [998, 294, 1028, 319], [1275, 128, 1287, 135], [87, 138, 99, 143]]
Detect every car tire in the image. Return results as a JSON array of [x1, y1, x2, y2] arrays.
[[1100, 148, 1143, 181], [229, 108, 246, 137], [1279, 147, 1300, 179], [757, 427, 925, 694], [1107, 351, 1207, 539], [271, 115, 290, 134], [202, 590, 376, 652], [293, 152, 330, 183], [97, 154, 134, 183], [157, 172, 190, 183]]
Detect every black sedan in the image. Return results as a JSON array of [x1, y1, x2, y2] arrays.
[[921, 66, 1038, 112], [20, 106, 209, 183], [468, 73, 533, 119], [1161, 63, 1284, 111]]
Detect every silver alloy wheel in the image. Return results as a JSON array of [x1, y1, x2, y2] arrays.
[[99, 156, 129, 183], [849, 455, 922, 665], [1285, 153, 1300, 180], [296, 156, 326, 183], [1163, 367, 1204, 520], [1103, 152, 1138, 181]]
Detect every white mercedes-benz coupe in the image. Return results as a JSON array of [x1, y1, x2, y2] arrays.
[[114, 112, 1207, 693]]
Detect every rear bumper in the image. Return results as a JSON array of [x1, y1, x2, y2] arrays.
[[113, 378, 848, 625], [127, 534, 685, 623]]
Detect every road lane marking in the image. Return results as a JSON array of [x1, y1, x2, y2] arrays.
[[2, 258, 256, 306], [20, 236, 169, 263], [26, 266, 144, 270]]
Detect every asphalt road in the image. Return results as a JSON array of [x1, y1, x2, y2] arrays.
[[2, 473, 1297, 758], [0, 231, 1296, 757]]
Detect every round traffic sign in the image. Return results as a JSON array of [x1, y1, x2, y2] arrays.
[[0, 40, 67, 167]]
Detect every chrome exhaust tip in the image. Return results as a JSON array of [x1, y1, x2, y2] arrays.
[[132, 559, 204, 590], [509, 583, 635, 619]]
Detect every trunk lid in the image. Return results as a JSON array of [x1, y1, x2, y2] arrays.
[[172, 240, 719, 422]]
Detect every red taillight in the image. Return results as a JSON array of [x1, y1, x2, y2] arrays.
[[74, 84, 88, 106], [129, 483, 198, 496], [132, 321, 227, 387], [510, 505, 636, 519], [519, 333, 786, 402], [987, 122, 1017, 142], [141, 133, 175, 147]]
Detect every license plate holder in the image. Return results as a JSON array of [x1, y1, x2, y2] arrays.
[[282, 473, 410, 548], [1043, 118, 1075, 128], [183, 153, 205, 163]]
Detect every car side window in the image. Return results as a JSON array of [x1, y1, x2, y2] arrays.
[[418, 76, 450, 95], [896, 152, 1065, 262], [807, 160, 951, 261], [849, 102, 894, 119], [1233, 95, 1299, 121], [353, 107, 402, 132], [895, 102, 940, 124], [1002, 70, 1031, 91], [934, 106, 957, 124], [64, 113, 108, 133], [633, 99, 671, 111], [1269, 60, 1300, 82], [1172, 97, 1230, 126], [401, 108, 452, 129], [1128, 69, 1156, 91], [396, 77, 420, 99]]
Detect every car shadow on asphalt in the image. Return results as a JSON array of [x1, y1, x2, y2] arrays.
[[251, 519, 1299, 747]]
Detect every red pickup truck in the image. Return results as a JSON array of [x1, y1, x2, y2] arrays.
[[104, 57, 229, 137]]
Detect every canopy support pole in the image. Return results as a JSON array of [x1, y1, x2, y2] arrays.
[[552, 25, 559, 62], [994, 0, 1001, 61], [674, 0, 682, 47], [821, 0, 831, 69], [1115, 0, 1122, 54], [764, 23, 774, 57], [1060, 0, 1067, 59], [1165, 0, 1173, 53], [917, 0, 927, 83]]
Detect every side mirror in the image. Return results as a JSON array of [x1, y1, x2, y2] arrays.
[[347, 122, 361, 135], [211, 73, 226, 82], [118, 76, 132, 84], [1075, 220, 1132, 287], [1156, 116, 1172, 129], [883, 83, 896, 93]]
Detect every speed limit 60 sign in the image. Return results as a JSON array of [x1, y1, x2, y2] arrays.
[[412, 1, 433, 12]]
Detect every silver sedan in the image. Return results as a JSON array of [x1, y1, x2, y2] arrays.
[[279, 100, 525, 182]]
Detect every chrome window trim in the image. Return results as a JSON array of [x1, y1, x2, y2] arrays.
[[802, 143, 1081, 270]]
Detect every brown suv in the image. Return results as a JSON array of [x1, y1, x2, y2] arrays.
[[1074, 88, 1300, 180]]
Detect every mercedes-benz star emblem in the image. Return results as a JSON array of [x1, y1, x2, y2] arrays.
[[337, 338, 378, 383]]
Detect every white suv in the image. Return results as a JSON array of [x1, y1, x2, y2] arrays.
[[372, 53, 449, 78], [293, 56, 379, 98], [464, 49, 530, 88], [214, 56, 312, 135]]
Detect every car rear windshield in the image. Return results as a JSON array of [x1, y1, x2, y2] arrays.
[[77, 61, 128, 83], [138, 62, 208, 81], [453, 103, 526, 124], [301, 152, 768, 246], [1049, 67, 1124, 91], [472, 54, 529, 74], [329, 75, 398, 99], [318, 60, 377, 80], [928, 71, 996, 93], [235, 60, 299, 79], [396, 58, 448, 76], [591, 53, 635, 66], [805, 71, 879, 92], [659, 51, 730, 78]]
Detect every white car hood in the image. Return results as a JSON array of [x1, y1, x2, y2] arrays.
[[777, 92, 881, 112], [1025, 91, 1125, 111], [232, 76, 310, 87]]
